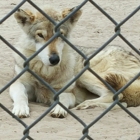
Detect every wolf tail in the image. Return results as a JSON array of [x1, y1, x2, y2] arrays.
[[105, 73, 127, 91], [105, 73, 140, 107]]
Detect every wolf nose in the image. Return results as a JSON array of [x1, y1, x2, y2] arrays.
[[49, 53, 60, 65]]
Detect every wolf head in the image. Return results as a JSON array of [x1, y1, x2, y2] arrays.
[[14, 6, 82, 66]]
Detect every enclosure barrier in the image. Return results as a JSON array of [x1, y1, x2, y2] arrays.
[[0, 0, 140, 139]]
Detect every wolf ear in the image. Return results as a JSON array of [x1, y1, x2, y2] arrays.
[[14, 9, 35, 32], [62, 7, 82, 24]]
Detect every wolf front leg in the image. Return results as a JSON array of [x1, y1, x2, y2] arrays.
[[50, 92, 76, 118], [9, 81, 29, 118]]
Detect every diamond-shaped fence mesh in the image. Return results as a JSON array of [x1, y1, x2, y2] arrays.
[[0, 0, 140, 140]]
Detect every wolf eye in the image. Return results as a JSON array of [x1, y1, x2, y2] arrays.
[[37, 33, 44, 39]]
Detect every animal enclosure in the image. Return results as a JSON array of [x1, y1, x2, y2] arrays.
[[0, 0, 140, 140]]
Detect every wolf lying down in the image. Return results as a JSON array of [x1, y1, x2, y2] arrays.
[[10, 6, 140, 118]]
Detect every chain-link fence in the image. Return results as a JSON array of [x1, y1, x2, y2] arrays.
[[0, 0, 140, 140]]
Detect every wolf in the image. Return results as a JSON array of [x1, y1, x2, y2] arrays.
[[10, 5, 140, 118]]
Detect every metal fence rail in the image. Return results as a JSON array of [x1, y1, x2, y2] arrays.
[[0, 0, 140, 139]]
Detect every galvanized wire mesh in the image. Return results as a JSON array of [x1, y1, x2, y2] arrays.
[[0, 0, 140, 140]]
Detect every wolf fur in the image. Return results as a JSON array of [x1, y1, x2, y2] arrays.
[[75, 46, 140, 110], [10, 5, 140, 118]]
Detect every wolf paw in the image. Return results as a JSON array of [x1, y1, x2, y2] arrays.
[[76, 100, 95, 110], [12, 103, 30, 118], [50, 104, 67, 118]]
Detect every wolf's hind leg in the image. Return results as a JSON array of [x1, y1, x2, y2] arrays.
[[76, 92, 124, 110], [9, 81, 29, 118], [76, 101, 127, 110]]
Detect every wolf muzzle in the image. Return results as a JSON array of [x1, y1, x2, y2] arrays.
[[49, 53, 60, 65]]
